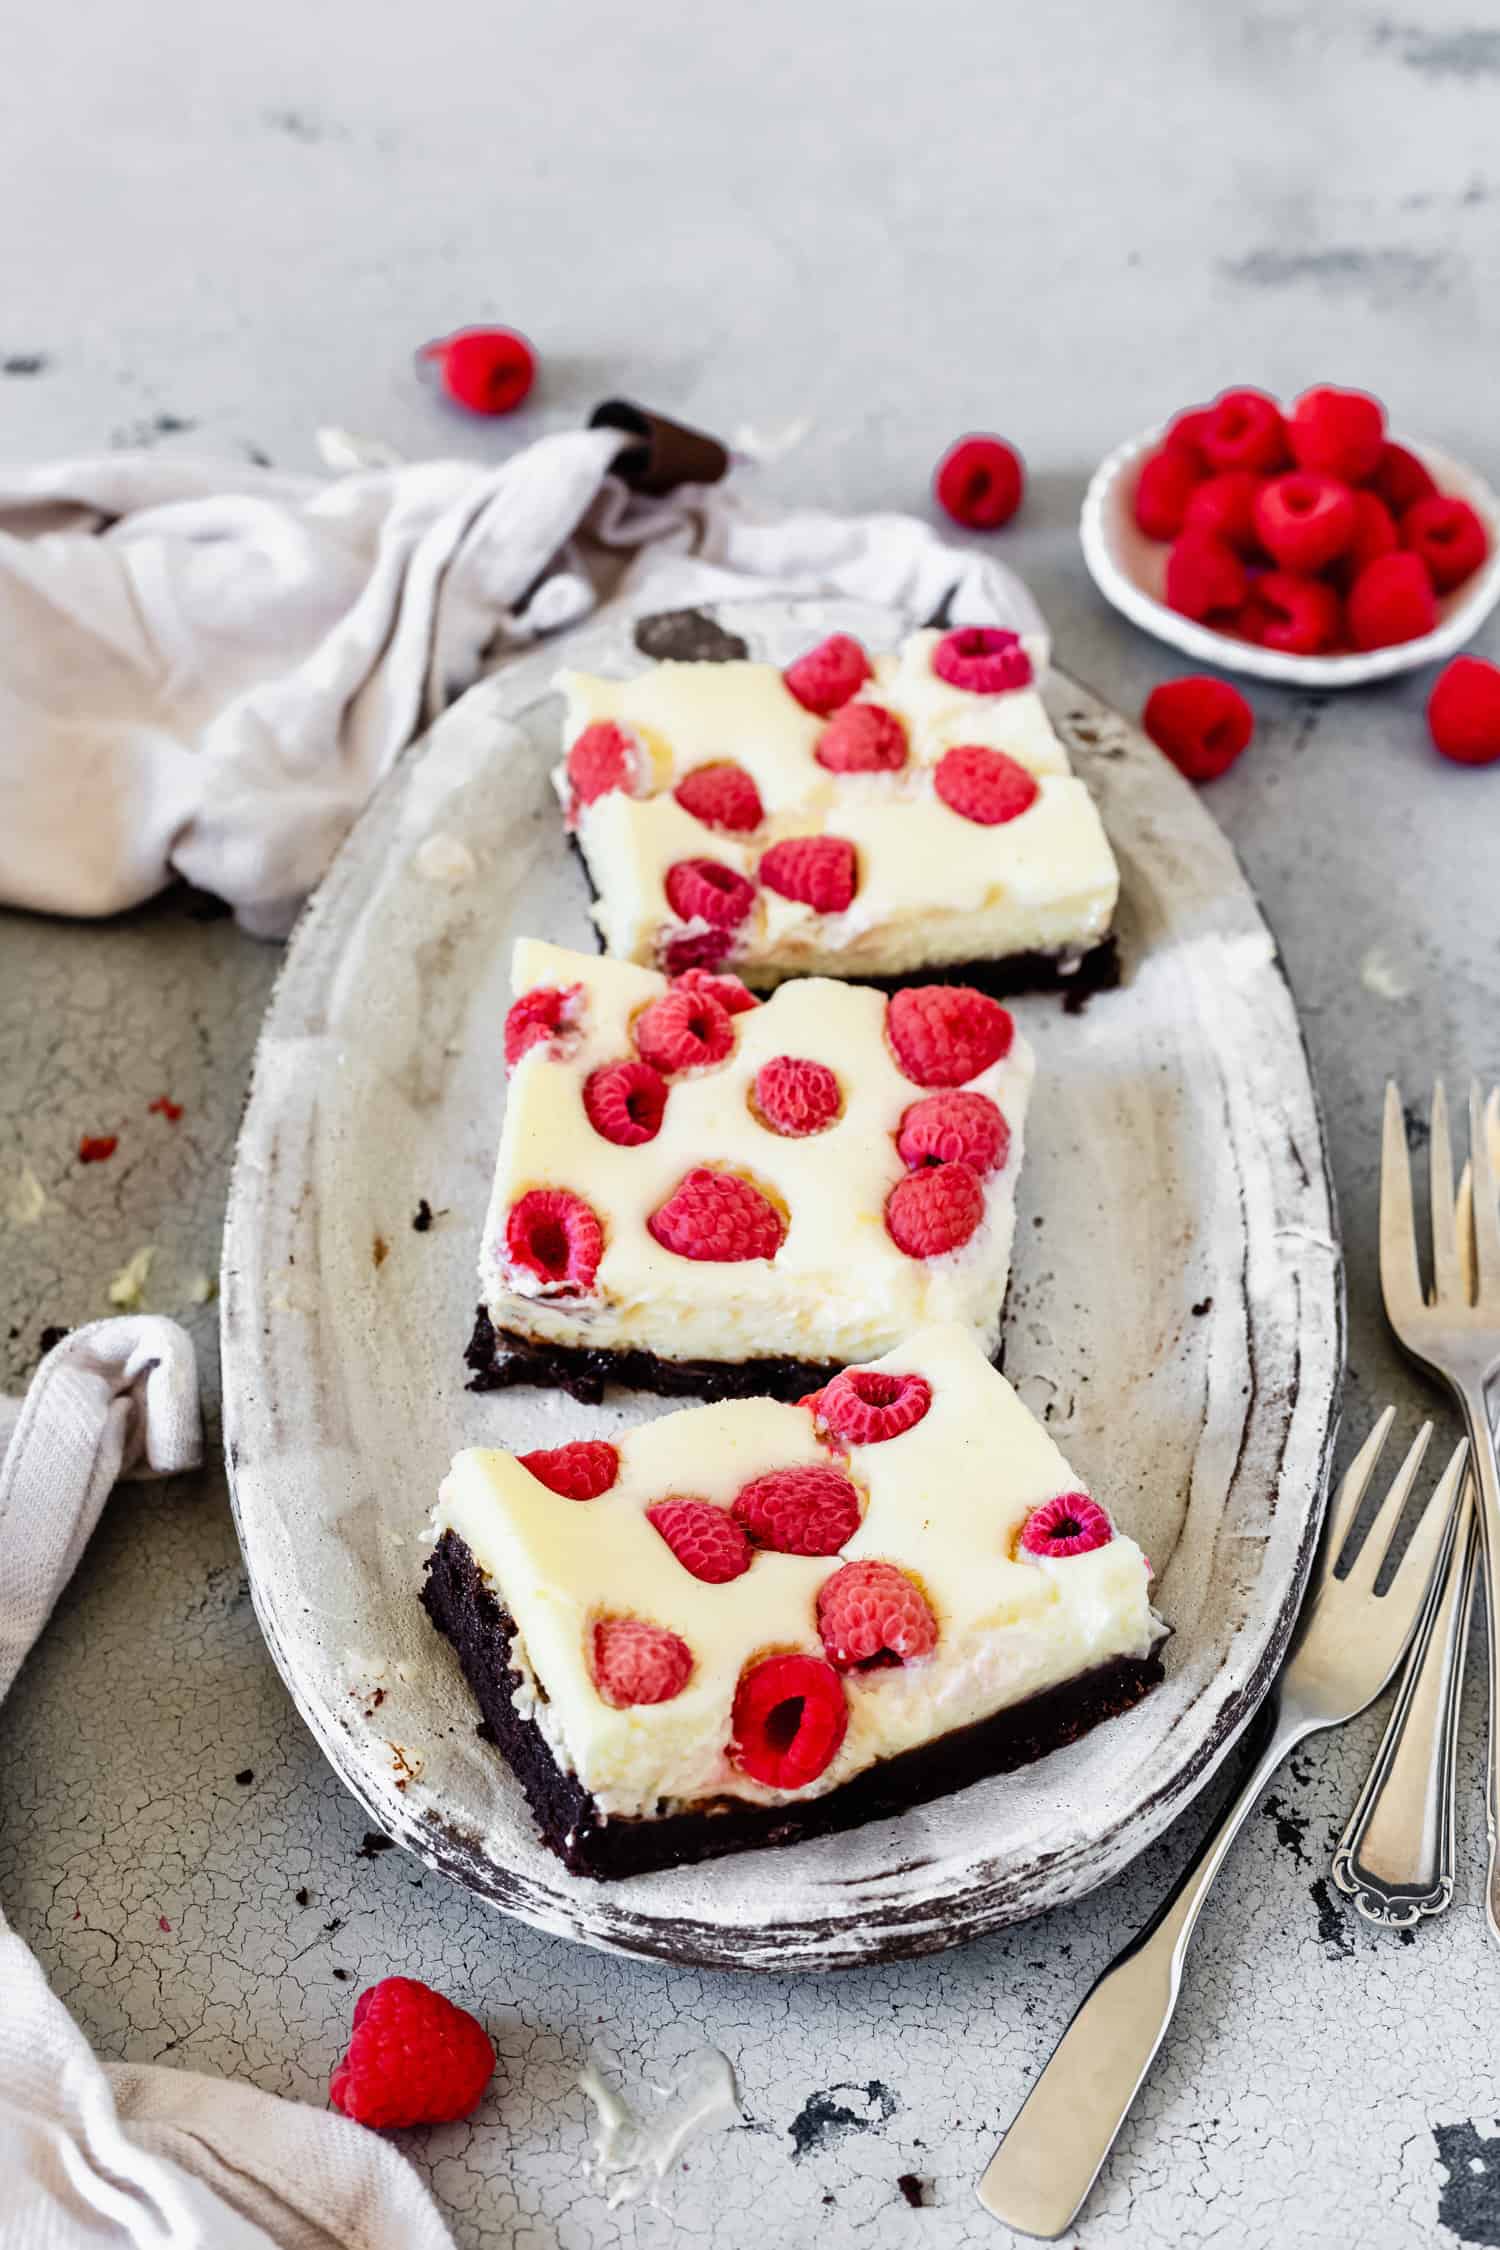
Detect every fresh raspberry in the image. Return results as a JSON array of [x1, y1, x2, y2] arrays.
[[672, 965, 760, 1016], [817, 1560, 939, 1669], [816, 1366, 933, 1445], [1164, 531, 1248, 622], [1287, 385, 1385, 483], [934, 744, 1040, 825], [504, 1188, 603, 1290], [934, 434, 1025, 529], [759, 835, 858, 913], [1372, 441, 1437, 516], [77, 1135, 118, 1164], [897, 1089, 1009, 1174], [1242, 571, 1342, 657], [1402, 494, 1489, 592], [1182, 470, 1266, 559], [931, 626, 1033, 694], [1252, 473, 1356, 573], [1018, 1492, 1115, 1559], [753, 1055, 843, 1136], [784, 633, 872, 716], [674, 762, 765, 832], [887, 984, 1014, 1086], [732, 1463, 862, 1554], [647, 1168, 786, 1261], [633, 985, 735, 1073], [663, 857, 756, 937], [1427, 656, 1500, 767], [730, 1653, 848, 1789], [1337, 489, 1399, 585], [646, 1497, 752, 1583], [1163, 405, 1214, 467], [565, 721, 640, 814], [329, 1977, 495, 2129], [419, 326, 536, 416], [885, 1161, 985, 1257], [1133, 447, 1202, 541], [504, 983, 581, 1070], [1199, 388, 1289, 474], [591, 1615, 694, 1707], [519, 1440, 619, 1500], [815, 701, 909, 773], [1142, 677, 1254, 783], [583, 1058, 668, 1146], [1347, 551, 1438, 650]]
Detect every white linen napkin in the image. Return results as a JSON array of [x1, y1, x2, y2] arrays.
[[0, 425, 1043, 937], [0, 1321, 456, 2250]]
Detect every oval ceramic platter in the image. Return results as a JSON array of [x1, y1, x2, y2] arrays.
[[221, 593, 1343, 1972]]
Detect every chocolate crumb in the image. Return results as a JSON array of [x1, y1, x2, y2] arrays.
[[897, 2174, 925, 2208], [372, 1235, 389, 1269], [412, 1198, 434, 1232], [324, 1916, 343, 1933], [295, 1887, 309, 1907], [1191, 1296, 1213, 1317], [357, 1831, 395, 1858], [3, 352, 48, 375], [39, 1325, 69, 1355], [234, 1768, 254, 1786], [332, 1966, 350, 1981]]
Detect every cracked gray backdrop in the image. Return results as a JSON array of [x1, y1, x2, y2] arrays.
[[3, 2, 1500, 2245]]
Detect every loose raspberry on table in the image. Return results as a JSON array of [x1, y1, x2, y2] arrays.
[[646, 1497, 752, 1583], [1182, 469, 1265, 559], [504, 983, 581, 1070], [647, 1168, 786, 1261], [1287, 385, 1385, 483], [420, 326, 536, 416], [730, 1653, 848, 1789], [783, 633, 872, 716], [329, 1976, 495, 2129], [1163, 405, 1214, 467], [1142, 677, 1254, 784], [77, 1135, 118, 1164], [1372, 440, 1437, 516], [1018, 1492, 1115, 1559], [1338, 489, 1399, 584], [885, 1160, 986, 1257], [1428, 656, 1500, 766], [1252, 473, 1356, 574], [672, 965, 760, 1016], [1199, 387, 1288, 475], [897, 1089, 1009, 1174], [759, 835, 858, 913], [1133, 447, 1202, 541], [886, 984, 1014, 1086], [504, 1188, 603, 1290], [591, 1615, 694, 1707], [931, 626, 1033, 694], [816, 1365, 933, 1444], [753, 1055, 842, 1136], [519, 1440, 620, 1500], [565, 721, 640, 815], [1401, 494, 1489, 592], [934, 434, 1025, 529], [815, 701, 909, 773], [633, 985, 736, 1073], [1242, 570, 1342, 657], [934, 743, 1040, 825], [732, 1463, 863, 1554], [663, 857, 757, 935], [583, 1058, 668, 1146], [674, 761, 765, 832], [1347, 551, 1438, 650], [1164, 531, 1248, 622], [817, 1560, 939, 1669]]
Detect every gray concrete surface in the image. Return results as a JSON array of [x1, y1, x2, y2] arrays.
[[4, 3, 1500, 2244]]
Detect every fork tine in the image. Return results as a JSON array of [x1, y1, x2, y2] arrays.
[[1342, 1421, 1434, 1596], [1324, 1404, 1395, 1568], [1383, 1439, 1469, 1602], [1380, 1081, 1424, 1322], [1469, 1081, 1500, 1303], [1429, 1082, 1463, 1305]]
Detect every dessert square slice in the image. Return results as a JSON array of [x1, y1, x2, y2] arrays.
[[469, 938, 1034, 1402], [425, 1321, 1165, 1880], [554, 623, 1119, 991]]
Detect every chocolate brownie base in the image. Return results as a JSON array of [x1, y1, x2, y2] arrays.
[[422, 1528, 1164, 1882], [464, 1305, 848, 1405]]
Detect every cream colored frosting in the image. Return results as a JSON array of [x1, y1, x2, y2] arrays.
[[478, 938, 1034, 1368], [431, 1322, 1163, 1820], [555, 628, 1118, 981]]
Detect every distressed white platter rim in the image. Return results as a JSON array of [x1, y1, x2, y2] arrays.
[[221, 592, 1344, 1972]]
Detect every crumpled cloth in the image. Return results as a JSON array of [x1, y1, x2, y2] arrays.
[[0, 1321, 456, 2250], [0, 425, 1043, 937]]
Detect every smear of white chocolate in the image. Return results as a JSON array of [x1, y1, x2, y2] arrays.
[[579, 2046, 739, 2209], [107, 1246, 157, 1310], [1359, 943, 1413, 1001], [733, 416, 812, 463], [5, 1162, 48, 1225], [413, 833, 478, 887]]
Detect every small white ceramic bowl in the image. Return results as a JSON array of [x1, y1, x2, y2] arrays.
[[1081, 425, 1500, 688]]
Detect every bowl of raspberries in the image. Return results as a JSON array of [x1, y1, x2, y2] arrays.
[[1081, 385, 1500, 685]]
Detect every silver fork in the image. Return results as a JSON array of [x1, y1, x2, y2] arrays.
[[976, 1415, 1466, 2239], [1380, 1080, 1500, 1948]]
